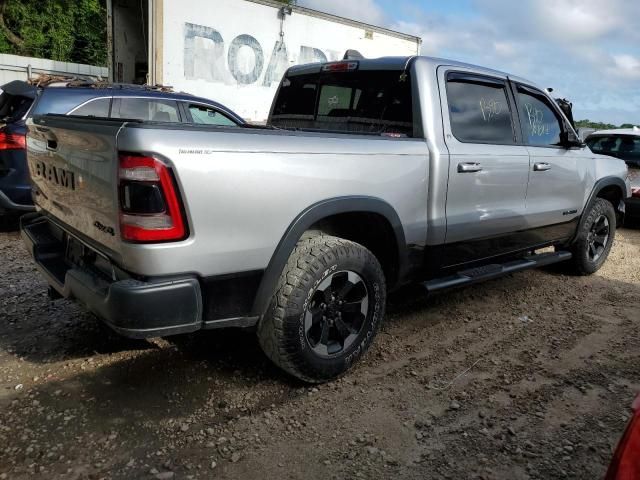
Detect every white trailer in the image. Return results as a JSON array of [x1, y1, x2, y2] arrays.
[[107, 0, 421, 121]]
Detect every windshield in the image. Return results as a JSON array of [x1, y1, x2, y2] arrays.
[[586, 135, 640, 164], [269, 69, 414, 137]]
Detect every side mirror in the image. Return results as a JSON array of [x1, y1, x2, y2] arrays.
[[560, 130, 585, 149]]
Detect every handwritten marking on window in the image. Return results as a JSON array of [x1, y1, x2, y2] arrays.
[[479, 98, 503, 122], [524, 103, 550, 137], [328, 96, 340, 106]]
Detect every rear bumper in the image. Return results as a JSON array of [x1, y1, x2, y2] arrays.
[[21, 213, 204, 339], [0, 147, 34, 212]]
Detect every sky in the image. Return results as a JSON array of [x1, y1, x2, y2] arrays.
[[298, 0, 640, 126]]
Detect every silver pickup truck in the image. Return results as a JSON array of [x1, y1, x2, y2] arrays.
[[21, 56, 631, 383]]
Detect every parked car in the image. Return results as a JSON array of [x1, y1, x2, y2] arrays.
[[585, 128, 640, 225], [21, 56, 630, 383], [626, 167, 640, 226], [585, 127, 640, 167], [0, 81, 38, 217], [0, 80, 245, 219], [577, 127, 597, 141], [606, 394, 640, 479]]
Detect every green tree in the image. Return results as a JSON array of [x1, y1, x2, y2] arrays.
[[575, 119, 618, 130], [0, 0, 106, 65]]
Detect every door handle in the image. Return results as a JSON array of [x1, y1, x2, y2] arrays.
[[534, 162, 551, 172], [458, 162, 483, 173]]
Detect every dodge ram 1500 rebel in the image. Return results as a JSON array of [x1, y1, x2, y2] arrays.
[[21, 56, 631, 383]]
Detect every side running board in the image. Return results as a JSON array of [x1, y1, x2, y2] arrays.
[[423, 251, 572, 293]]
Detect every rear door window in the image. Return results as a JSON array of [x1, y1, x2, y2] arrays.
[[187, 104, 238, 126], [70, 98, 111, 117], [111, 98, 180, 122], [270, 68, 414, 136], [445, 73, 516, 144], [515, 86, 563, 147]]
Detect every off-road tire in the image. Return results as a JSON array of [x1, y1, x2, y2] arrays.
[[257, 234, 386, 383], [567, 198, 616, 275]]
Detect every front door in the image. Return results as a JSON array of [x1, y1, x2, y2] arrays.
[[440, 70, 531, 267], [512, 83, 588, 239]]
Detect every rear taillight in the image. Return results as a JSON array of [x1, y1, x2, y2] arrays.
[[0, 131, 26, 150], [118, 154, 187, 243]]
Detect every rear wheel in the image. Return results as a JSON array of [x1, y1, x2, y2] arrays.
[[257, 234, 386, 383], [567, 198, 616, 275]]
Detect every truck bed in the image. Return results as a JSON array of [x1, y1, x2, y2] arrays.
[[27, 115, 432, 279]]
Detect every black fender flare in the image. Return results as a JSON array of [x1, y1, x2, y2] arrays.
[[250, 196, 407, 317], [573, 176, 628, 241]]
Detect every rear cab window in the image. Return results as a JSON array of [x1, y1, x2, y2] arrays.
[[445, 73, 516, 144], [270, 64, 414, 137]]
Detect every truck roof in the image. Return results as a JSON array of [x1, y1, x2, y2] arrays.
[[286, 55, 540, 89]]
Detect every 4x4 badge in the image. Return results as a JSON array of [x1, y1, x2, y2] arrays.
[[93, 221, 115, 237]]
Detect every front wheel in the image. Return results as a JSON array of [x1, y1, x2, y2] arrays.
[[257, 234, 386, 383], [567, 198, 616, 275]]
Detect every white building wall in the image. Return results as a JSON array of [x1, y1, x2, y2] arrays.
[[0, 53, 108, 85], [161, 0, 421, 122]]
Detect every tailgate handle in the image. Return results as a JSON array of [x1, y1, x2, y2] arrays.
[[46, 139, 58, 151]]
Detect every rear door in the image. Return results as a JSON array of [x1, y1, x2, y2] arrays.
[[439, 69, 530, 266], [512, 83, 587, 236]]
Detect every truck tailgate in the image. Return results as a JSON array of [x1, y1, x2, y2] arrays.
[[27, 115, 127, 255]]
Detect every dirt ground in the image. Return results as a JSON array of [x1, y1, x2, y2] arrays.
[[0, 224, 639, 480]]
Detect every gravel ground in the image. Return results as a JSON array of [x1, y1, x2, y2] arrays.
[[0, 223, 639, 480]]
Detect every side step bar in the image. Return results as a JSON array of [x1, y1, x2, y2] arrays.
[[423, 251, 572, 293]]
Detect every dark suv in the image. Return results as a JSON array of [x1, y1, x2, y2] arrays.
[[0, 80, 245, 219], [0, 81, 37, 216]]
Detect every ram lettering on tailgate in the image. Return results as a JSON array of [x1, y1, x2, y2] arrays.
[[33, 161, 75, 191]]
